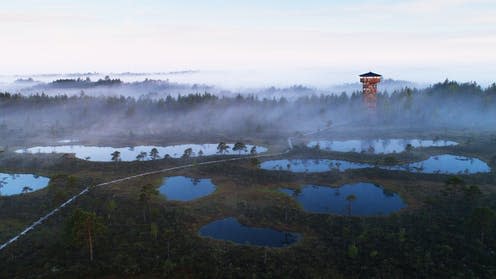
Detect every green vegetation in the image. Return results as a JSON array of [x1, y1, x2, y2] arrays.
[[111, 151, 121, 162], [0, 80, 496, 278], [66, 208, 106, 262], [232, 142, 247, 154], [0, 143, 494, 278], [150, 148, 160, 160]]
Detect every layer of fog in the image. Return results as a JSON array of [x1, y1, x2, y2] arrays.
[[1, 79, 495, 151], [0, 71, 426, 100]]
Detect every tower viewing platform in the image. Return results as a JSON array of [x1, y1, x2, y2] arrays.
[[359, 72, 382, 109]]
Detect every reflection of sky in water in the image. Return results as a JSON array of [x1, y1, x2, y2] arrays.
[[57, 139, 79, 144], [159, 176, 216, 201], [261, 155, 490, 174], [199, 217, 300, 247], [385, 154, 491, 174], [0, 173, 50, 196], [17, 144, 267, 162], [280, 183, 405, 216], [261, 159, 375, 173], [308, 139, 457, 154]]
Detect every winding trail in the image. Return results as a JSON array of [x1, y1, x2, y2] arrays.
[[0, 126, 333, 251]]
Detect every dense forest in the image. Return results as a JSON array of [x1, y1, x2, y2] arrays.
[[1, 79, 496, 278], [1, 80, 496, 146]]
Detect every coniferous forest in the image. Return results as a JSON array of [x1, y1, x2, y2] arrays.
[[0, 80, 495, 278]]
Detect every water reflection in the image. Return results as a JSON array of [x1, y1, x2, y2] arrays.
[[384, 154, 490, 174], [199, 217, 300, 247], [260, 159, 373, 173], [158, 176, 216, 201], [308, 139, 457, 154], [0, 173, 50, 196], [280, 183, 405, 216], [17, 143, 267, 162], [261, 154, 490, 174]]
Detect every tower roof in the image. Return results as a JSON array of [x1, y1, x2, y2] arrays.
[[359, 72, 382, 77]]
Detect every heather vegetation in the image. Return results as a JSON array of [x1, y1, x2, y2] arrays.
[[0, 80, 495, 278]]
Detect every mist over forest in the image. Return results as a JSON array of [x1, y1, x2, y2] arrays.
[[1, 79, 495, 148], [3, 0, 496, 277], [0, 72, 427, 100]]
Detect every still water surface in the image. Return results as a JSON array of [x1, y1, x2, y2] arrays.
[[280, 183, 405, 216], [199, 217, 300, 247]]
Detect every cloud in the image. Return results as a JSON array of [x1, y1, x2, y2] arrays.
[[0, 12, 95, 24], [0, 0, 494, 82]]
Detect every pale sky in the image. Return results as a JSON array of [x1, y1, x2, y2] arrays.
[[1, 0, 495, 85]]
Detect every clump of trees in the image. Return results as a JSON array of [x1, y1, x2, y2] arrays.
[[467, 207, 496, 245], [182, 148, 193, 159], [136, 151, 147, 161], [217, 142, 229, 154], [111, 151, 121, 162], [66, 208, 106, 262], [150, 148, 160, 160], [139, 184, 159, 223], [48, 76, 122, 89], [232, 142, 247, 154]]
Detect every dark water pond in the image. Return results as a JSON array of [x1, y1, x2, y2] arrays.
[[280, 183, 405, 216], [307, 139, 457, 154], [158, 176, 216, 201], [0, 173, 50, 196], [17, 143, 267, 162], [199, 217, 300, 247]]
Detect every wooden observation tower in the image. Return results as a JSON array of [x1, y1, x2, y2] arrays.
[[359, 72, 382, 109]]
